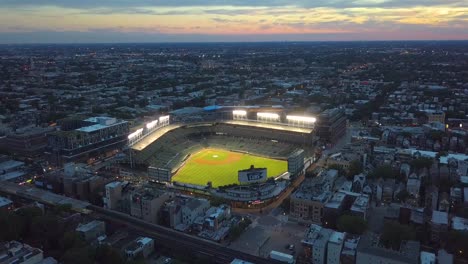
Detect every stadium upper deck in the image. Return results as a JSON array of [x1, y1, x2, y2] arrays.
[[224, 120, 313, 134], [130, 120, 313, 152], [131, 124, 183, 151]]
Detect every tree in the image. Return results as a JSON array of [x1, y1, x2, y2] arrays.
[[369, 165, 399, 180], [337, 215, 368, 235], [446, 230, 468, 259], [347, 160, 363, 179], [327, 164, 346, 177], [30, 215, 64, 250], [411, 158, 433, 172], [61, 231, 86, 251], [395, 190, 410, 202], [210, 197, 228, 207], [280, 197, 291, 213], [0, 212, 25, 241], [380, 221, 416, 250], [305, 170, 315, 178], [62, 247, 94, 264], [94, 245, 125, 264]]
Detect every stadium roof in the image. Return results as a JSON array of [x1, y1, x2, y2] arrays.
[[223, 120, 313, 133], [204, 105, 223, 111], [131, 124, 183, 151]]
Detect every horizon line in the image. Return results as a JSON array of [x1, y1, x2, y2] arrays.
[[1, 39, 468, 45]]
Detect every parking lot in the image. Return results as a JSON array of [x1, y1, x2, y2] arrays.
[[230, 209, 308, 258]]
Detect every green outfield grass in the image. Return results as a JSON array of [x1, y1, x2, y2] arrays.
[[172, 148, 287, 187]]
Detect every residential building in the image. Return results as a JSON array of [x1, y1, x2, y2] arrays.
[[426, 111, 445, 124], [0, 196, 13, 212], [340, 234, 360, 264], [315, 108, 347, 144], [47, 116, 129, 165], [420, 251, 436, 264], [104, 181, 124, 210], [125, 237, 154, 259], [327, 231, 345, 264], [75, 220, 106, 242], [0, 241, 45, 264], [288, 149, 305, 176], [430, 210, 448, 242], [130, 189, 173, 224], [290, 170, 337, 223], [356, 233, 420, 264], [301, 224, 333, 264]]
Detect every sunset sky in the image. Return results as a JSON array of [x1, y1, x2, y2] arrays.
[[0, 0, 467, 43]]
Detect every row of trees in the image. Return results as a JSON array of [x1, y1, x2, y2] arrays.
[[0, 205, 142, 264]]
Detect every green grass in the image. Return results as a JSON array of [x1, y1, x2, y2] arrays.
[[172, 148, 287, 187]]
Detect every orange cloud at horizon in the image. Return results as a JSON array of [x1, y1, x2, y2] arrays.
[[0, 5, 467, 39]]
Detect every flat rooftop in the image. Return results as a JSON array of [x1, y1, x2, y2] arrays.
[[223, 120, 313, 133], [131, 124, 183, 151], [0, 181, 90, 210], [0, 196, 12, 207]]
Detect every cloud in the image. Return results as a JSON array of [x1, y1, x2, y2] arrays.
[[1, 0, 466, 9]]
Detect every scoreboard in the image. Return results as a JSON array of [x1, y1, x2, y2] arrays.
[[238, 166, 267, 184]]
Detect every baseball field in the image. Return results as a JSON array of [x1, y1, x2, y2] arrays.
[[172, 148, 287, 187]]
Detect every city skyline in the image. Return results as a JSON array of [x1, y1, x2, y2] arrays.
[[0, 0, 467, 43]]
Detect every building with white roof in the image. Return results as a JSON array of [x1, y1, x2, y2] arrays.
[[103, 181, 124, 210], [75, 220, 106, 242], [420, 251, 436, 264], [431, 210, 448, 242], [328, 231, 345, 264], [125, 237, 154, 259], [0, 196, 13, 211], [0, 241, 45, 264], [47, 116, 129, 165], [452, 216, 468, 231]]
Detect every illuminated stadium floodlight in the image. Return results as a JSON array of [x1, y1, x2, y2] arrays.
[[128, 128, 143, 140], [286, 115, 317, 128], [257, 112, 280, 123], [257, 112, 279, 119], [233, 110, 247, 116], [146, 120, 159, 130], [286, 115, 317, 123], [233, 110, 247, 120], [159, 115, 170, 126]]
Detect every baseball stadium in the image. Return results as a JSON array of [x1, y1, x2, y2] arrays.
[[127, 108, 316, 206]]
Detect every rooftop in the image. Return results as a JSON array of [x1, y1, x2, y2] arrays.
[[357, 233, 420, 263], [329, 231, 345, 244], [351, 194, 370, 213], [325, 192, 347, 209], [76, 220, 104, 233], [0, 196, 12, 208], [420, 251, 436, 264], [224, 120, 313, 133], [432, 210, 449, 225], [452, 216, 468, 231], [0, 160, 24, 172]]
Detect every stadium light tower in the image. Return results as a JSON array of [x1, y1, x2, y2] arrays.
[[159, 115, 170, 126], [233, 110, 247, 120], [286, 115, 316, 128], [146, 120, 159, 131], [128, 128, 144, 145], [257, 112, 280, 123]]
